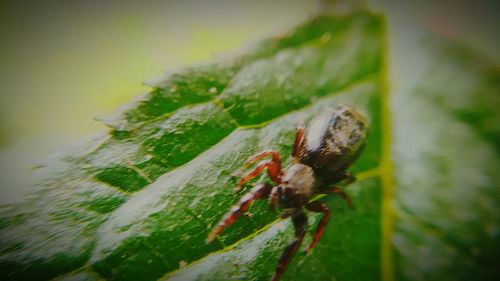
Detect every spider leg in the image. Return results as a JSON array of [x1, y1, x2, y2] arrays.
[[271, 211, 307, 281], [320, 187, 354, 207], [269, 186, 281, 212], [342, 172, 356, 185], [304, 201, 331, 253], [292, 123, 305, 162], [236, 161, 281, 191], [207, 183, 273, 243], [238, 150, 281, 173]]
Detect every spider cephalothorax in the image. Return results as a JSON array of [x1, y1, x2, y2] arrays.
[[207, 105, 368, 281]]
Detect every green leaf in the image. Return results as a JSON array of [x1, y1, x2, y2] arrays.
[[1, 8, 499, 281]]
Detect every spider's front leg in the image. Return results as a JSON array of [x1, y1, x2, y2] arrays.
[[272, 211, 308, 281], [207, 183, 273, 243], [235, 150, 282, 191]]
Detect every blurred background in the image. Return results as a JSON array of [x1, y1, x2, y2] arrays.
[[0, 0, 320, 203], [0, 0, 498, 202]]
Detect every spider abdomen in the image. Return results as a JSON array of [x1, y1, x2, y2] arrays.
[[299, 106, 367, 177]]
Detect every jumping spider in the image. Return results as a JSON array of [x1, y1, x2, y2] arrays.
[[207, 105, 368, 281]]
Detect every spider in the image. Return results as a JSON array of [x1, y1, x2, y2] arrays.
[[207, 105, 368, 281]]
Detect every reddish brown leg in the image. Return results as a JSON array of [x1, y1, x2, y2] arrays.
[[304, 201, 331, 253], [292, 124, 305, 162], [236, 161, 281, 191], [321, 187, 354, 207], [207, 183, 273, 243], [234, 150, 282, 191], [238, 150, 281, 173], [272, 211, 307, 281], [342, 172, 356, 185]]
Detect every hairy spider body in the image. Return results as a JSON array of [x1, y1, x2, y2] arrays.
[[207, 105, 367, 281]]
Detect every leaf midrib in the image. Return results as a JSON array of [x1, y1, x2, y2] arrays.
[[378, 18, 395, 281]]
